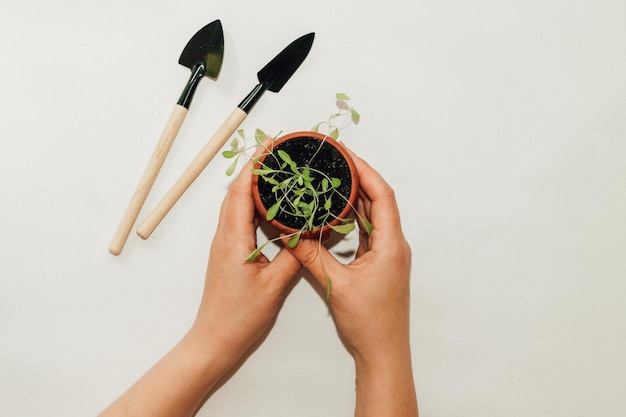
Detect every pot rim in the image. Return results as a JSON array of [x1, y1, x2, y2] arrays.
[[251, 131, 360, 237]]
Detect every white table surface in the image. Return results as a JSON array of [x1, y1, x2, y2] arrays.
[[1, 1, 625, 416]]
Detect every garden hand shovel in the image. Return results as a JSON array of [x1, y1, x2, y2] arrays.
[[109, 19, 224, 255], [136, 32, 315, 240]]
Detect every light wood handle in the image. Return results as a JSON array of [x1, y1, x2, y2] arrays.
[[136, 107, 248, 239], [108, 104, 188, 255]]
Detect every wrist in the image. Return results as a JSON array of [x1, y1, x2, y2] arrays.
[[353, 340, 413, 379], [349, 316, 412, 372], [353, 342, 418, 417], [182, 322, 247, 385]]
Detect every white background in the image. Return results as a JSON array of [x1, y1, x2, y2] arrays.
[[1, 1, 625, 416]]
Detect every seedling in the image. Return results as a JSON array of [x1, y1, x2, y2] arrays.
[[222, 94, 371, 298]]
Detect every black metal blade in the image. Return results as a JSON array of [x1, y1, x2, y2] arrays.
[[257, 32, 315, 92], [176, 19, 224, 108], [178, 19, 224, 79], [238, 32, 315, 113]]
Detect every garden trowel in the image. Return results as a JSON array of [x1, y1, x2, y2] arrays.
[[109, 19, 224, 255], [136, 32, 315, 239]]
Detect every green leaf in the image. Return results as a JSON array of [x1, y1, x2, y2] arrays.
[[245, 241, 271, 262], [297, 200, 311, 216], [324, 267, 332, 299], [263, 176, 280, 185], [331, 178, 341, 188], [230, 137, 239, 148], [350, 108, 360, 124], [271, 177, 292, 192], [360, 216, 374, 235], [321, 178, 329, 191], [311, 122, 321, 132], [255, 128, 267, 145], [324, 197, 332, 210], [304, 180, 317, 193], [329, 222, 356, 234], [237, 129, 245, 139], [336, 93, 350, 101], [276, 149, 298, 173], [245, 247, 263, 262], [277, 149, 293, 164], [266, 201, 281, 221], [329, 127, 339, 140], [302, 166, 313, 181], [287, 232, 301, 248], [225, 159, 238, 176], [222, 150, 238, 158]]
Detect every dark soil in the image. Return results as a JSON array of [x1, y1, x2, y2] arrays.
[[256, 135, 353, 230]]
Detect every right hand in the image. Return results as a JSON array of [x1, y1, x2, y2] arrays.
[[283, 151, 412, 367]]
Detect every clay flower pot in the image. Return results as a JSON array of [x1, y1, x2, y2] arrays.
[[251, 131, 359, 238]]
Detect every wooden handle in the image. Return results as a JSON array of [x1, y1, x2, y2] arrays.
[[136, 107, 248, 239], [108, 104, 188, 255]]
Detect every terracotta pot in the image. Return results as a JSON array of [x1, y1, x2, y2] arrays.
[[251, 131, 359, 238]]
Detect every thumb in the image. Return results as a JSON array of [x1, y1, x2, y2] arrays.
[[263, 247, 302, 288], [282, 236, 342, 293]]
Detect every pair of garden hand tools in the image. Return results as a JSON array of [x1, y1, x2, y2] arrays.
[[109, 19, 315, 255], [108, 19, 224, 256]]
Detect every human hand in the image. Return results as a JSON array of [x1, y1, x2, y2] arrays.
[[99, 161, 302, 417], [191, 158, 302, 366], [284, 151, 411, 363], [283, 151, 417, 416]]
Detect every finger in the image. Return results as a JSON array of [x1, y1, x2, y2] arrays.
[[351, 154, 405, 245], [217, 159, 256, 238], [282, 236, 344, 292], [354, 197, 370, 257], [345, 145, 396, 228], [263, 247, 302, 289], [218, 136, 276, 237], [356, 230, 369, 258], [355, 197, 370, 235], [358, 189, 372, 221]]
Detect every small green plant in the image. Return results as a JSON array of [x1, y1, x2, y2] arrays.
[[222, 94, 371, 298], [223, 93, 360, 175], [311, 92, 361, 139]]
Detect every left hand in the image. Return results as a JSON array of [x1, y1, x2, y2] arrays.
[[191, 158, 302, 364], [99, 160, 302, 417]]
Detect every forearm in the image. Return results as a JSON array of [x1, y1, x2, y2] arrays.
[[353, 345, 418, 417], [99, 326, 237, 417]]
